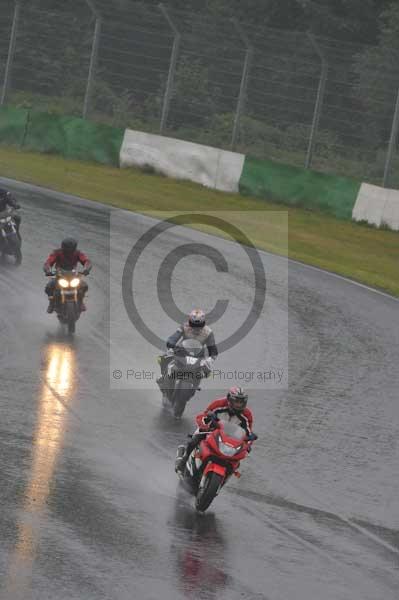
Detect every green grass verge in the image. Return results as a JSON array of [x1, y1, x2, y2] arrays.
[[0, 146, 398, 297]]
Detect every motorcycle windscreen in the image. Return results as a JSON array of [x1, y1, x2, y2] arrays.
[[58, 268, 78, 276], [180, 338, 204, 357], [220, 422, 246, 442]]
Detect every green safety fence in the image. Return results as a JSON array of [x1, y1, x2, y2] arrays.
[[239, 156, 361, 220], [0, 106, 29, 147], [23, 112, 124, 167], [0, 106, 364, 219], [0, 107, 124, 167]]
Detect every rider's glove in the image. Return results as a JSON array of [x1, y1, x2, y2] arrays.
[[44, 268, 52, 276], [247, 432, 258, 442], [200, 357, 214, 375], [82, 269, 90, 276], [205, 411, 219, 428]]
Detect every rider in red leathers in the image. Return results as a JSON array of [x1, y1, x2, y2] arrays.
[[43, 238, 92, 313], [175, 386, 256, 474]]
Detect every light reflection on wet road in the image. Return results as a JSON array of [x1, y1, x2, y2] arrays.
[[0, 182, 398, 600], [5, 345, 75, 599]]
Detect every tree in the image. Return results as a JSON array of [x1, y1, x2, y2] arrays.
[[353, 2, 399, 145], [169, 57, 216, 128]]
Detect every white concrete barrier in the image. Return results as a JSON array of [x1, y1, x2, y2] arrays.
[[383, 191, 399, 230], [119, 129, 245, 193], [352, 183, 399, 230]]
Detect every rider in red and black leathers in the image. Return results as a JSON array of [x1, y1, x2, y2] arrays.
[[195, 395, 253, 435], [43, 238, 92, 313], [175, 386, 256, 473]]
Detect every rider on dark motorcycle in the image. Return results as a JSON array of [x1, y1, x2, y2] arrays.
[[175, 386, 256, 474], [157, 309, 218, 392], [0, 188, 21, 237], [43, 238, 92, 313]]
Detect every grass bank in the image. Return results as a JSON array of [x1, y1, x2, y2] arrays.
[[0, 146, 398, 296]]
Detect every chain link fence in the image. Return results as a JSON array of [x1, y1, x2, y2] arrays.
[[1, 0, 399, 187]]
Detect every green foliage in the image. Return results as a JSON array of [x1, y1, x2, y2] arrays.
[[169, 57, 216, 128], [353, 2, 399, 143], [1, 0, 397, 186]]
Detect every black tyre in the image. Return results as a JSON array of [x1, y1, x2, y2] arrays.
[[172, 381, 192, 418], [66, 302, 77, 335], [14, 246, 22, 266], [195, 471, 223, 512]]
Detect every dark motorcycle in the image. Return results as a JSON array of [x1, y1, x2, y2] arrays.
[[176, 421, 254, 512], [0, 209, 22, 265], [159, 339, 211, 419], [47, 269, 85, 335]]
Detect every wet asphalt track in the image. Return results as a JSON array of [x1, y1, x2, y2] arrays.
[[0, 180, 398, 600]]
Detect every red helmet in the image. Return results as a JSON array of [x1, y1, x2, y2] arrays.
[[227, 386, 248, 413], [188, 309, 205, 328]]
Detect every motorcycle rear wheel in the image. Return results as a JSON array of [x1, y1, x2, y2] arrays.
[[195, 472, 223, 512]]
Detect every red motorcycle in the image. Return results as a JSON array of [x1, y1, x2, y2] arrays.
[[176, 421, 255, 512]]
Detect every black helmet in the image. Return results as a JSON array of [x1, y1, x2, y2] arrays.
[[61, 238, 77, 254], [227, 386, 248, 414]]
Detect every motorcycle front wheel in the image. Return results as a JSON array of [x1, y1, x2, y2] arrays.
[[14, 245, 22, 266], [195, 471, 223, 512], [66, 302, 77, 335], [172, 380, 192, 419]]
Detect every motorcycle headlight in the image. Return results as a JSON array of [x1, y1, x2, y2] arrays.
[[70, 278, 80, 288], [59, 279, 69, 288], [218, 441, 241, 457]]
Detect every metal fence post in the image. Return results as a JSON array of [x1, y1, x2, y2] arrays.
[[305, 33, 328, 169], [1, 1, 21, 106], [158, 3, 180, 134], [83, 0, 102, 119], [231, 19, 253, 151], [382, 87, 399, 188]]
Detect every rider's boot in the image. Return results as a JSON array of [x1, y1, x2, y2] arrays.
[[175, 445, 187, 474], [156, 375, 166, 391], [47, 297, 55, 313], [157, 355, 168, 391]]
